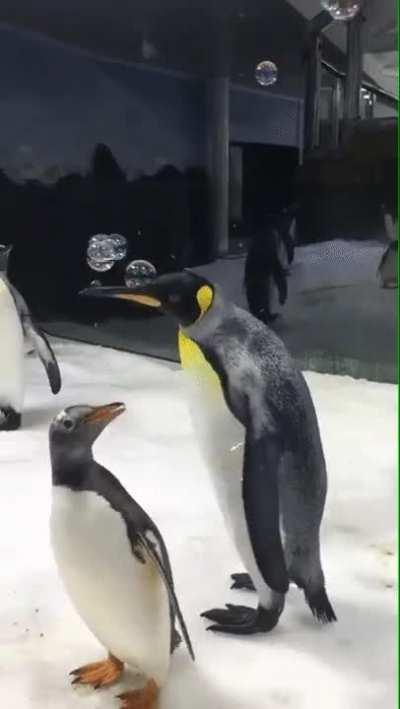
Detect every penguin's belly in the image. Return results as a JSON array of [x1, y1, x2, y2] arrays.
[[179, 332, 272, 604], [0, 281, 24, 410], [50, 487, 171, 686]]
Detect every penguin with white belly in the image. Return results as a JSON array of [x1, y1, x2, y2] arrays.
[[0, 244, 61, 430], [49, 402, 194, 709], [82, 273, 336, 636]]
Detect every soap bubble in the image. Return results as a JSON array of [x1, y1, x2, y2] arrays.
[[87, 256, 115, 272], [125, 259, 157, 288], [87, 233, 128, 264], [109, 234, 128, 261], [255, 60, 278, 87], [90, 279, 102, 287], [321, 0, 361, 21]]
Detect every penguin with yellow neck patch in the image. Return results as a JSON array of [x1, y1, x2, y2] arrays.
[[82, 272, 336, 635]]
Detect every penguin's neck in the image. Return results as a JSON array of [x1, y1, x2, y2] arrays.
[[51, 448, 93, 489], [183, 289, 228, 341]]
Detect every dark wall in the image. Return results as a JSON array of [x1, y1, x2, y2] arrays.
[[296, 119, 397, 244], [0, 25, 206, 181], [0, 24, 301, 184], [0, 24, 302, 314]]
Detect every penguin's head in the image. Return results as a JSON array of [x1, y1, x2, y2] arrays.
[[80, 271, 215, 327], [0, 244, 12, 274], [50, 403, 125, 456]]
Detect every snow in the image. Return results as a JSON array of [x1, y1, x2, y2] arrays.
[[1, 339, 396, 709]]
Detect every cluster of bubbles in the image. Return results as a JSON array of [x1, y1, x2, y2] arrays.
[[124, 259, 157, 288], [321, 0, 362, 21], [87, 233, 158, 289], [87, 233, 128, 272], [255, 60, 278, 87]]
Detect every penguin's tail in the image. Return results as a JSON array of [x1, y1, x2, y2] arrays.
[[305, 587, 337, 624]]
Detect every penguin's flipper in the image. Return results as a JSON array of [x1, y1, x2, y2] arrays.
[[137, 530, 195, 661], [9, 285, 62, 394], [243, 429, 289, 595], [272, 256, 288, 306]]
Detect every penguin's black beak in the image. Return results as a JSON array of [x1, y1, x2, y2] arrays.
[[80, 285, 162, 309], [83, 402, 126, 426]]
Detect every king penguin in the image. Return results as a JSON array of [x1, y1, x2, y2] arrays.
[[49, 402, 194, 709], [81, 273, 336, 635], [0, 244, 61, 430]]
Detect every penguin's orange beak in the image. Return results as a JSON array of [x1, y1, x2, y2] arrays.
[[84, 402, 126, 425]]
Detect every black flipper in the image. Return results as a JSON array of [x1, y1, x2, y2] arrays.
[[280, 226, 295, 265], [243, 429, 289, 595], [272, 256, 288, 306], [9, 285, 61, 394], [136, 529, 195, 661]]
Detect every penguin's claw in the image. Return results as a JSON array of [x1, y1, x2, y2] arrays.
[[70, 655, 124, 688], [202, 604, 282, 635], [230, 572, 256, 591], [117, 679, 159, 709]]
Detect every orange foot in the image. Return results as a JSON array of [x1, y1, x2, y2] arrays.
[[70, 654, 124, 689], [117, 679, 159, 709]]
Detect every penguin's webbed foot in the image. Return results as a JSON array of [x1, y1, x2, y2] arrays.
[[230, 572, 256, 591], [0, 407, 21, 431], [201, 604, 281, 635], [305, 587, 337, 624], [70, 654, 124, 689], [117, 678, 159, 709]]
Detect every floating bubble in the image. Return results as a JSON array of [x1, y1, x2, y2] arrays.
[[87, 233, 127, 266], [255, 60, 278, 87], [87, 256, 115, 273], [125, 259, 157, 288], [109, 234, 128, 261], [321, 0, 361, 21], [90, 279, 102, 287]]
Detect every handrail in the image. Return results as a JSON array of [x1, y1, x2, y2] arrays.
[[321, 59, 398, 106]]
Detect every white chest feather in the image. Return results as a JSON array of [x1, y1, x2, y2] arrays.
[[0, 280, 24, 410], [179, 331, 273, 605], [50, 487, 171, 685]]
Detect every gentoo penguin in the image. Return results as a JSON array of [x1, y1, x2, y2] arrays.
[[0, 244, 61, 430], [49, 402, 194, 709], [82, 274, 336, 635]]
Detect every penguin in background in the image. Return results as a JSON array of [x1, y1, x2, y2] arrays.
[[378, 205, 398, 289], [244, 207, 296, 324], [0, 244, 61, 430], [50, 402, 194, 709], [82, 273, 336, 636]]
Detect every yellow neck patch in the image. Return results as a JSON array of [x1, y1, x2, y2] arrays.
[[178, 330, 221, 393], [196, 285, 213, 320]]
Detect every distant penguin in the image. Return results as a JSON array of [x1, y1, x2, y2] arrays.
[[50, 402, 194, 709], [0, 244, 61, 430], [378, 241, 398, 289], [82, 274, 336, 636], [378, 206, 398, 289], [244, 209, 296, 324]]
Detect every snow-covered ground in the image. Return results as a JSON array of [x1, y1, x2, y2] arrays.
[[1, 340, 396, 709]]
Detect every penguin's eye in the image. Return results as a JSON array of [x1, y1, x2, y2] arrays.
[[169, 293, 181, 304], [63, 418, 74, 431]]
